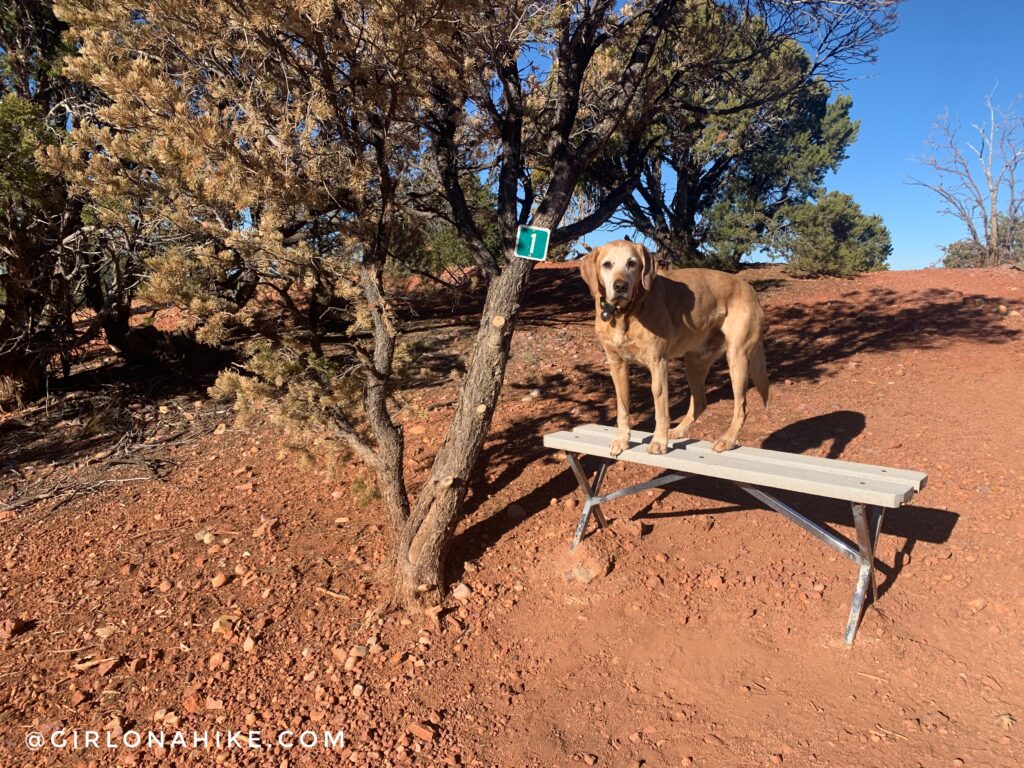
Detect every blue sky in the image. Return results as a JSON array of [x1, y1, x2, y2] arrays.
[[592, 0, 1024, 270], [827, 0, 1024, 269]]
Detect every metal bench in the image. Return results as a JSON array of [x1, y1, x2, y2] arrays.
[[543, 423, 928, 645]]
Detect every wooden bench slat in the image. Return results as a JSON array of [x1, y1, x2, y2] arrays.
[[543, 430, 919, 508], [571, 424, 928, 491]]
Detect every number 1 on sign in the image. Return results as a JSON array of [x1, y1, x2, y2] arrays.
[[514, 225, 550, 261]]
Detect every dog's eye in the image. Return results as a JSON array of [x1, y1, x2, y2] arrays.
[[627, 260, 637, 268], [602, 262, 612, 270]]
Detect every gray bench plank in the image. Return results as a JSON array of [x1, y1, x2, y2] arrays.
[[543, 429, 920, 508], [572, 424, 927, 491]]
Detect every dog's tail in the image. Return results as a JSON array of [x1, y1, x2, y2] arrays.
[[750, 340, 771, 410]]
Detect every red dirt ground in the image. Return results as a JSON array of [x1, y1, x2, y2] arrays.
[[2, 264, 1023, 768]]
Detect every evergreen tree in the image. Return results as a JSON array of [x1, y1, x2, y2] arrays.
[[767, 191, 891, 276]]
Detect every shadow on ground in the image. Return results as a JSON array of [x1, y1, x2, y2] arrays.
[[452, 277, 975, 590], [762, 410, 866, 459], [0, 361, 222, 504], [509, 284, 1020, 432], [450, 398, 959, 586]]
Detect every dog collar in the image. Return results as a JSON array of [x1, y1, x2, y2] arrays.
[[600, 298, 620, 321]]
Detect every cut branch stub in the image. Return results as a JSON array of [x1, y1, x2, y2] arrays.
[[491, 315, 506, 328]]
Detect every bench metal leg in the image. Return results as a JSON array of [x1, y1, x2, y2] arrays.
[[741, 486, 884, 645], [738, 485, 860, 563], [567, 454, 610, 550], [871, 506, 886, 605], [844, 503, 884, 645], [565, 453, 688, 550], [561, 456, 889, 645]]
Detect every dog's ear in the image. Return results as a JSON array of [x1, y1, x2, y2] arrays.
[[640, 244, 657, 291], [579, 246, 603, 298]]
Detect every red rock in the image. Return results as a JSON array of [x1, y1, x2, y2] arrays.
[[97, 658, 121, 676], [407, 721, 437, 742], [105, 716, 124, 738], [0, 618, 28, 640]]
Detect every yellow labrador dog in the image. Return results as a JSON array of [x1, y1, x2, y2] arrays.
[[579, 239, 770, 456]]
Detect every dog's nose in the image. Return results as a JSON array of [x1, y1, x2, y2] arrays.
[[613, 279, 628, 294]]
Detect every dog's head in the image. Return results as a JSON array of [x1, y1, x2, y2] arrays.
[[579, 240, 657, 309]]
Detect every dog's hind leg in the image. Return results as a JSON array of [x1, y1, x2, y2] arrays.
[[749, 339, 771, 410], [712, 342, 750, 453], [669, 349, 716, 439]]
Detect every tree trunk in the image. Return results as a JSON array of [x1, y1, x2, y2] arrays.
[[390, 254, 534, 609], [0, 260, 50, 407], [668, 230, 701, 266], [0, 342, 47, 408]]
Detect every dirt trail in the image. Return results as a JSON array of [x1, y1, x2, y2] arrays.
[[1, 265, 1022, 767]]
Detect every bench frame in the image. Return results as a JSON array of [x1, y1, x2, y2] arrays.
[[564, 450, 887, 646]]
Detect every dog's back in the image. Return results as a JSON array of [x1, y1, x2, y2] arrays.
[[652, 268, 770, 408]]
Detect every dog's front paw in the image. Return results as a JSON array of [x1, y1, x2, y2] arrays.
[[609, 435, 630, 456], [712, 438, 736, 453], [647, 440, 667, 455]]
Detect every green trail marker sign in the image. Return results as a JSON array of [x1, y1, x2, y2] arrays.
[[514, 225, 550, 261]]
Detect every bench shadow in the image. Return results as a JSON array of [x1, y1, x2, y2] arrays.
[[630, 472, 955, 602], [616, 402, 958, 601]]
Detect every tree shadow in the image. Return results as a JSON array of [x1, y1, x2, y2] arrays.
[[448, 277, 995, 588], [748, 277, 788, 294], [765, 286, 1018, 382], [0, 360, 220, 481], [508, 281, 1020, 424]]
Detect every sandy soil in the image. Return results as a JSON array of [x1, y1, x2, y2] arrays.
[[1, 264, 1023, 768]]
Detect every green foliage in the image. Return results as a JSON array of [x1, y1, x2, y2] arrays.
[[602, 1, 863, 270], [0, 93, 57, 211], [389, 177, 502, 276], [1, 0, 69, 222], [701, 93, 858, 265], [768, 192, 891, 276], [941, 239, 989, 269], [1, 0, 72, 100]]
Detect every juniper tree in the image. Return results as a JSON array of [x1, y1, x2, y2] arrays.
[[1, 0, 171, 405], [766, 190, 891, 275], [0, 0, 78, 403], [57, 0, 903, 612], [585, 0, 893, 269]]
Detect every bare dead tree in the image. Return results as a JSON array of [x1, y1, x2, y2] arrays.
[[912, 95, 1024, 266]]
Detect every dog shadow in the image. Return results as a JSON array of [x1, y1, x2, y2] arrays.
[[761, 410, 865, 459]]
